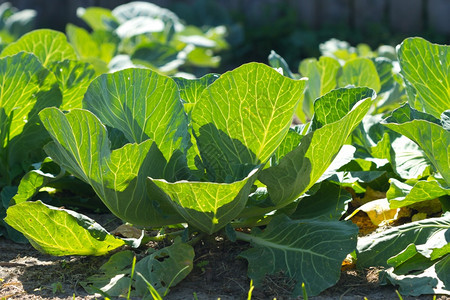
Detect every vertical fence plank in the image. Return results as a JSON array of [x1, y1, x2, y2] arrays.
[[353, 0, 387, 30], [96, 0, 129, 10], [428, 0, 450, 34], [241, 0, 289, 27], [290, 0, 316, 28], [317, 0, 351, 26], [5, 0, 450, 39], [389, 0, 423, 34]]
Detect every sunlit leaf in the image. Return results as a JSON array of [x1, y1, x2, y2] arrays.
[[5, 201, 126, 256], [1, 29, 77, 66], [397, 37, 449, 119]]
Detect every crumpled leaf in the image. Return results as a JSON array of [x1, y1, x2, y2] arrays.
[[12, 158, 64, 204], [380, 255, 450, 296], [387, 178, 450, 208], [357, 213, 450, 268], [82, 238, 194, 297], [346, 198, 399, 226], [380, 241, 450, 296]]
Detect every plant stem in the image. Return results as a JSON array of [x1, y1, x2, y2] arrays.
[[142, 228, 185, 243], [234, 231, 253, 243], [187, 232, 207, 246], [232, 215, 273, 228]]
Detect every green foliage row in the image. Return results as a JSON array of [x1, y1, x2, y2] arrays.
[[0, 2, 448, 298]]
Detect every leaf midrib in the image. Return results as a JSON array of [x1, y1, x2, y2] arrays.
[[235, 231, 332, 260]]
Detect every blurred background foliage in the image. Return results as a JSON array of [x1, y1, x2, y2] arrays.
[[2, 0, 449, 73]]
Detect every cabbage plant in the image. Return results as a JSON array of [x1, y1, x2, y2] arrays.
[[0, 29, 98, 241], [5, 34, 450, 298], [5, 59, 375, 297]]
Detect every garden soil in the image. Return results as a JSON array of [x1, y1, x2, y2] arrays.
[[1, 213, 448, 300]]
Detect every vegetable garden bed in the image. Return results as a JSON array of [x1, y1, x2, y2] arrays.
[[0, 2, 449, 299]]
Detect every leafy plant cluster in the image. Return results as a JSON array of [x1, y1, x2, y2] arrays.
[[68, 1, 228, 76], [0, 2, 36, 50], [0, 2, 448, 298]]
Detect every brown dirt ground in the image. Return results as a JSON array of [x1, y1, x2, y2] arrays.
[[1, 213, 449, 300]]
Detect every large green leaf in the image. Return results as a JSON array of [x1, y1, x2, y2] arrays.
[[83, 68, 190, 163], [338, 58, 381, 92], [357, 213, 450, 268], [238, 215, 358, 296], [382, 104, 450, 185], [259, 88, 374, 208], [5, 201, 126, 256], [397, 37, 449, 119], [0, 52, 61, 185], [0, 29, 77, 66], [0, 52, 60, 145], [39, 107, 182, 227], [149, 170, 258, 234], [146, 63, 306, 232], [47, 60, 97, 110], [191, 62, 307, 182]]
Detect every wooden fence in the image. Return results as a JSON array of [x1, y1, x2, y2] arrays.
[[5, 0, 450, 36]]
